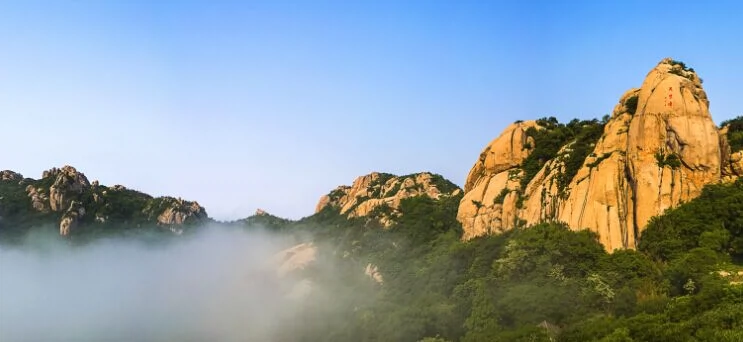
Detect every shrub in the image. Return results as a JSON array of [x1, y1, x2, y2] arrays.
[[721, 116, 743, 152], [625, 95, 639, 115], [493, 188, 510, 205], [655, 150, 682, 169]]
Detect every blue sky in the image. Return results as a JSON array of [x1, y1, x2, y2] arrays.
[[2, 0, 742, 220]]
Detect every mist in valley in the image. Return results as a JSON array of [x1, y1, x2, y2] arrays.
[[0, 225, 330, 342]]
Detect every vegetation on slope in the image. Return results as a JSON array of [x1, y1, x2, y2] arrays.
[[274, 178, 743, 342], [0, 175, 206, 243], [0, 179, 56, 239], [520, 117, 605, 197], [624, 94, 639, 116], [722, 116, 743, 152]]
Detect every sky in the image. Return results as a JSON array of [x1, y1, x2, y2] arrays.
[[1, 0, 742, 221]]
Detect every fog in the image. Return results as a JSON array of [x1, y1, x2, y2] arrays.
[[0, 226, 314, 342]]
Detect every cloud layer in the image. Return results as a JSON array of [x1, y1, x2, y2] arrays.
[[0, 226, 303, 342]]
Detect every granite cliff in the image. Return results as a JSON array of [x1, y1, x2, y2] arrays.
[[458, 58, 741, 251]]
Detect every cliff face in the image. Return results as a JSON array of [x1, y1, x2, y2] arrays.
[[45, 166, 91, 212], [556, 92, 637, 250], [457, 121, 539, 239], [316, 171, 461, 227], [459, 58, 732, 251]]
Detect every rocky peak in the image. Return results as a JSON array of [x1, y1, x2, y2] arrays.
[[0, 170, 23, 182], [464, 120, 540, 192], [316, 171, 461, 226], [43, 165, 88, 181], [622, 58, 720, 243], [458, 58, 729, 251], [152, 197, 208, 226], [457, 120, 541, 239], [44, 166, 91, 212]]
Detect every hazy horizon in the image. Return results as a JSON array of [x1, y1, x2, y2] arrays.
[[2, 0, 743, 221]]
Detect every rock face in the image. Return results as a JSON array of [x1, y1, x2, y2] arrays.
[[463, 121, 539, 192], [273, 243, 318, 300], [154, 197, 207, 226], [720, 125, 743, 181], [316, 172, 461, 226], [624, 60, 719, 239], [365, 263, 384, 284], [0, 170, 23, 181], [457, 121, 539, 239], [274, 243, 318, 278], [25, 185, 50, 212], [557, 94, 637, 250], [272, 243, 385, 299], [59, 201, 85, 236], [459, 58, 731, 251], [46, 166, 91, 212]]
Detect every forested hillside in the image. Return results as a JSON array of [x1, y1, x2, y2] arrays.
[[264, 178, 743, 342]]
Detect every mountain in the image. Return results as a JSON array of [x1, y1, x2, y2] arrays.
[[315, 171, 462, 227], [0, 165, 208, 239], [458, 58, 742, 251]]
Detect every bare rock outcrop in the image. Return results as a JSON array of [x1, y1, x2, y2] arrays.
[[316, 172, 461, 226], [59, 200, 85, 236], [457, 121, 539, 239], [622, 59, 719, 245], [463, 121, 539, 192], [719, 125, 743, 182], [557, 91, 638, 250], [459, 58, 731, 251], [1, 170, 23, 181], [272, 243, 385, 300], [21, 166, 89, 213], [274, 243, 318, 278], [521, 143, 574, 225], [25, 185, 50, 212], [45, 166, 91, 212], [152, 197, 208, 226], [365, 263, 384, 284], [723, 151, 743, 181]]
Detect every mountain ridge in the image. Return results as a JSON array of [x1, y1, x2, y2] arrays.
[[0, 165, 208, 238]]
